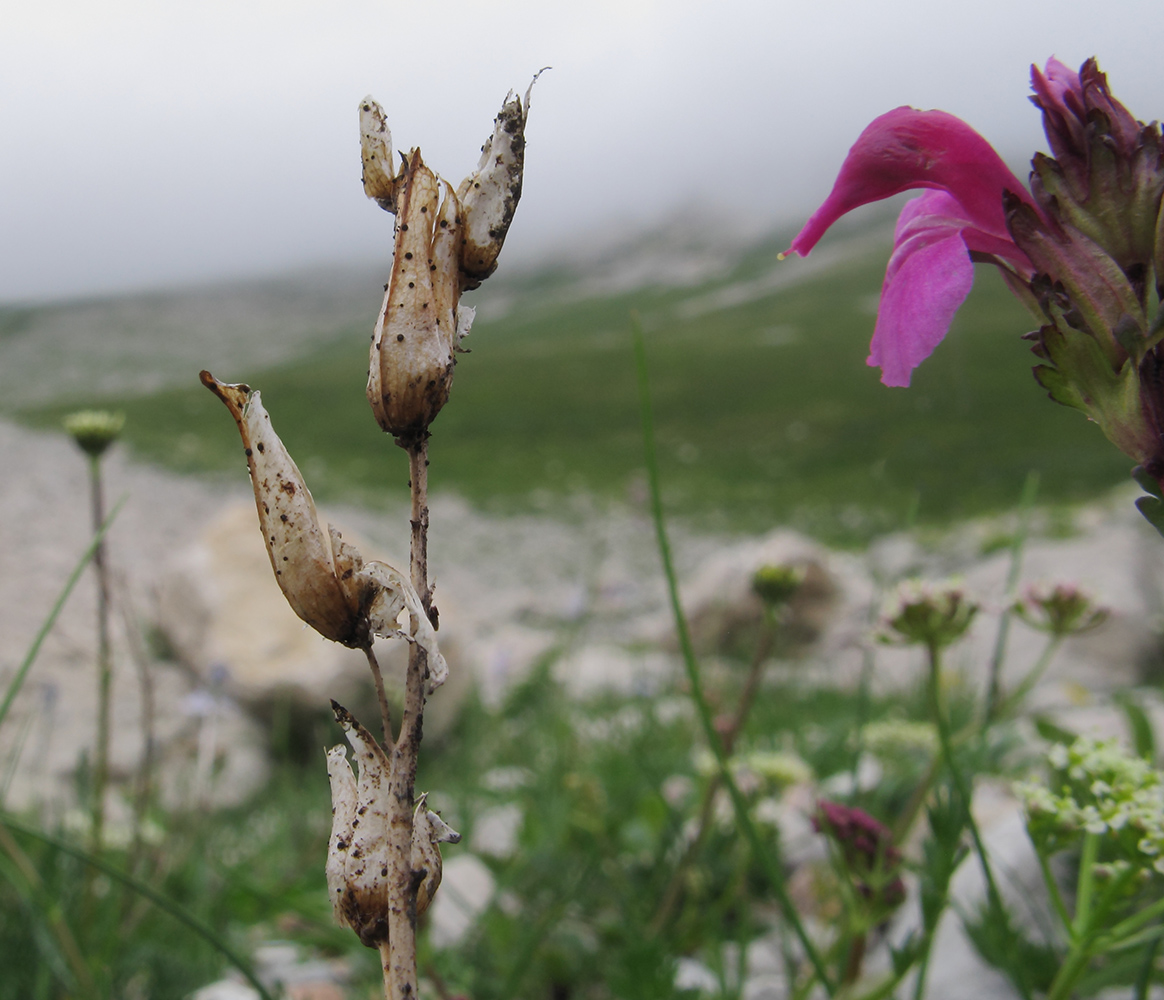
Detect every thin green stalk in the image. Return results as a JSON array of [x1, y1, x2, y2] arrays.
[[926, 641, 1031, 1000], [1, 814, 276, 1000], [996, 635, 1064, 719], [851, 969, 910, 1000], [1045, 940, 1097, 1000], [1101, 921, 1164, 954], [0, 820, 96, 994], [1035, 849, 1073, 934], [651, 618, 775, 933], [911, 947, 932, 1000], [1043, 861, 1140, 1000], [848, 642, 875, 804], [1134, 936, 1161, 1000], [1101, 889, 1164, 945], [632, 316, 835, 996], [1072, 833, 1100, 938], [498, 863, 593, 1000], [0, 496, 126, 732], [984, 471, 1039, 723], [1, 696, 40, 805]]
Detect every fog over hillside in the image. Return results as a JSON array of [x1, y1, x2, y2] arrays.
[[4, 0, 1161, 302], [0, 209, 899, 413]]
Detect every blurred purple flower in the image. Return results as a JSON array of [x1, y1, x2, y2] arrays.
[[814, 800, 905, 909]]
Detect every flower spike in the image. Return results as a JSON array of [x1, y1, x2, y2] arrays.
[[784, 57, 1164, 526]]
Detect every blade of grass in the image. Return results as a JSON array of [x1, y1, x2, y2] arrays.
[[0, 820, 96, 994], [1, 815, 276, 1000], [984, 471, 1039, 722], [926, 641, 1033, 1000], [631, 313, 835, 996], [0, 495, 127, 732]]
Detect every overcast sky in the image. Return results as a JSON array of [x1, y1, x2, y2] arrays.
[[2, 0, 1161, 304]]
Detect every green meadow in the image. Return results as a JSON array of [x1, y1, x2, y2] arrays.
[[2, 226, 1157, 998], [15, 225, 1132, 543]]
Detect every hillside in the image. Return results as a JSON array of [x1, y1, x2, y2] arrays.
[[5, 216, 1133, 543]]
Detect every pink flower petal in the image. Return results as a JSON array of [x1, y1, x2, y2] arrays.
[[788, 107, 1031, 258], [868, 204, 976, 386], [895, 190, 1031, 272]]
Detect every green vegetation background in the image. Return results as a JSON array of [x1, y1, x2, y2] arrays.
[[18, 229, 1131, 543]]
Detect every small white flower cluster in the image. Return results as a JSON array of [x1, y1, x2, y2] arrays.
[[692, 748, 813, 791], [1016, 736, 1164, 872], [861, 718, 939, 761]]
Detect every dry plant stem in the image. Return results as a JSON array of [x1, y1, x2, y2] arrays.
[[842, 933, 867, 985], [382, 437, 433, 1000], [363, 642, 395, 748], [88, 454, 114, 857], [723, 621, 775, 754]]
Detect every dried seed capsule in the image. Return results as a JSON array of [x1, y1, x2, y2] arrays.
[[366, 158, 461, 442], [360, 74, 542, 440], [327, 703, 461, 947], [456, 74, 543, 289], [201, 371, 448, 686]]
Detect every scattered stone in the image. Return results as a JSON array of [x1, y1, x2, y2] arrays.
[[191, 940, 350, 1000], [658, 528, 851, 661], [470, 803, 523, 859], [0, 420, 269, 814], [428, 852, 497, 948]]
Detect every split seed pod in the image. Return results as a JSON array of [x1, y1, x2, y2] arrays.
[[327, 703, 461, 947], [366, 156, 463, 442], [201, 371, 447, 688], [361, 73, 542, 441], [456, 75, 542, 289]]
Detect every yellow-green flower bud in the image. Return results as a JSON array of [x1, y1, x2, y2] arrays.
[[751, 563, 805, 609], [64, 410, 124, 457], [879, 578, 977, 649]]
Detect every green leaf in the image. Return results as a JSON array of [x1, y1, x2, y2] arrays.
[[1135, 496, 1164, 538], [962, 900, 1061, 993], [1033, 716, 1079, 746], [1114, 693, 1156, 762], [1133, 465, 1163, 499], [1032, 364, 1089, 412], [889, 933, 920, 977]]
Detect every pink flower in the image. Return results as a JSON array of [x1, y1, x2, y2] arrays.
[[813, 800, 905, 909], [785, 108, 1039, 386], [785, 58, 1164, 531]]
